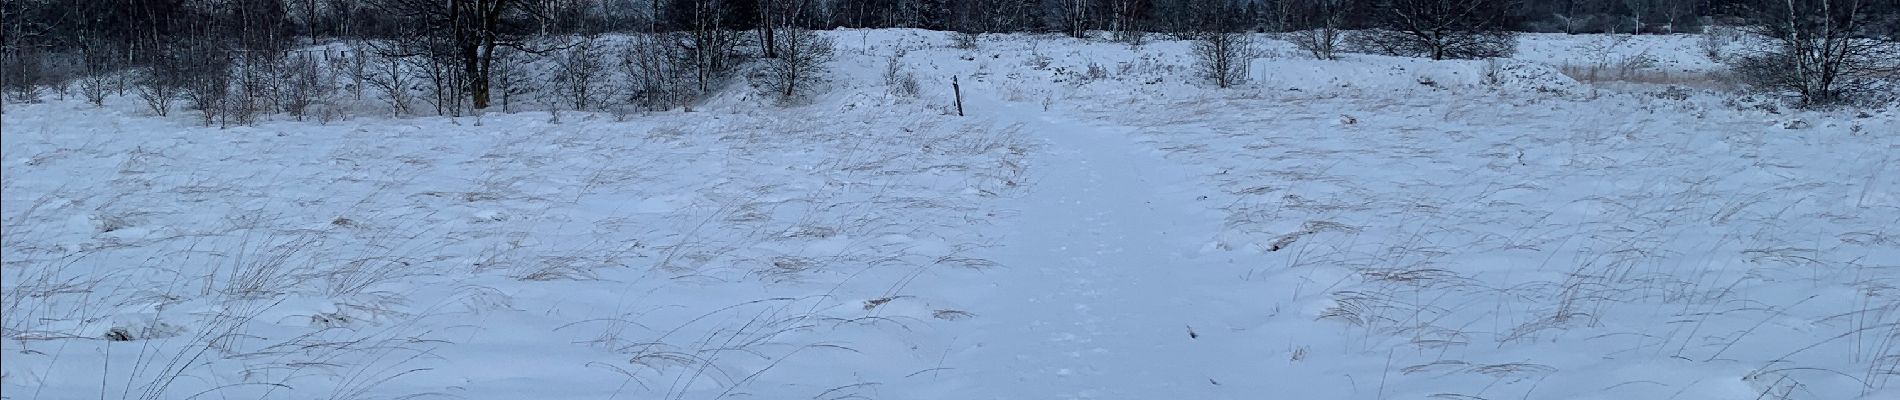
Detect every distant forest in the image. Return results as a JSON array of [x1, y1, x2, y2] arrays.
[[3, 0, 1894, 116], [7, 0, 1895, 48]]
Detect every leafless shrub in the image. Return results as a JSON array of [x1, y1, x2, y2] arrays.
[[1114, 29, 1147, 47], [1349, 29, 1517, 60], [171, 44, 236, 127], [1287, 29, 1345, 61], [1083, 62, 1110, 82], [620, 33, 694, 111], [362, 51, 416, 117], [1280, 0, 1352, 60], [1700, 24, 1750, 63], [674, 21, 747, 96], [233, 51, 291, 125], [1195, 31, 1253, 88], [1, 47, 44, 104], [278, 51, 334, 121], [883, 51, 920, 98], [553, 37, 608, 111], [76, 43, 120, 107], [135, 67, 180, 117], [952, 31, 979, 50], [415, 47, 467, 117], [1731, 0, 1899, 106], [759, 27, 835, 102], [1350, 0, 1517, 60], [39, 54, 78, 102], [1560, 51, 1661, 83], [491, 48, 536, 113], [335, 47, 369, 102]]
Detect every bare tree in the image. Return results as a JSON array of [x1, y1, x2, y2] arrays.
[[1108, 0, 1147, 45], [413, 42, 470, 116], [76, 39, 121, 107], [136, 71, 180, 117], [229, 55, 274, 125], [176, 44, 235, 127], [1657, 0, 1694, 33], [491, 47, 537, 112], [620, 32, 695, 111], [136, 43, 205, 118], [1352, 0, 1518, 60], [373, 0, 543, 110], [1192, 2, 1254, 88], [1733, 0, 1900, 106], [1196, 32, 1254, 88], [762, 28, 834, 101], [1053, 0, 1092, 38], [759, 2, 834, 102], [2, 48, 45, 104], [552, 37, 607, 111], [362, 49, 418, 117], [278, 51, 334, 121], [654, 0, 751, 98], [1623, 0, 1653, 33], [1281, 0, 1352, 60]]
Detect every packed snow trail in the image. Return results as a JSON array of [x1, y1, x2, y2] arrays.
[[934, 96, 1302, 399]]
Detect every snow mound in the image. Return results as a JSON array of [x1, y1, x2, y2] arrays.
[[1251, 55, 1581, 94]]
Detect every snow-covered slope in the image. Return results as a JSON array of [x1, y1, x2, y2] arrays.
[[4, 29, 1896, 400]]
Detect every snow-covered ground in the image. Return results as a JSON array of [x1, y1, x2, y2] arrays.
[[4, 30, 1896, 400]]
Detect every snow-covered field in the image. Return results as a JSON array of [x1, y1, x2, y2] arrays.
[[4, 30, 1896, 400]]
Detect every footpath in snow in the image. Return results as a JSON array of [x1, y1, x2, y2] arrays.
[[937, 94, 1343, 399]]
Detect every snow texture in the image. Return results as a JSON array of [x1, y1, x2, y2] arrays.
[[4, 30, 1897, 400]]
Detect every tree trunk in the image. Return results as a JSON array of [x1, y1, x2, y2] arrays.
[[762, 26, 778, 58], [468, 0, 508, 110], [472, 43, 494, 109], [760, 5, 779, 58]]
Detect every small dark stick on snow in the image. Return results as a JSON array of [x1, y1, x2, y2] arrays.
[[952, 76, 965, 117]]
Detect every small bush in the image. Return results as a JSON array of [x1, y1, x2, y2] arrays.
[[361, 50, 416, 117], [553, 38, 608, 111], [1728, 0, 1898, 107], [952, 31, 979, 50], [759, 28, 835, 102], [883, 51, 920, 98], [1348, 29, 1516, 60], [1352, 0, 1517, 60], [620, 33, 694, 111], [278, 52, 334, 121], [1194, 31, 1253, 88], [1699, 25, 1749, 63], [77, 44, 121, 107], [2, 48, 45, 104]]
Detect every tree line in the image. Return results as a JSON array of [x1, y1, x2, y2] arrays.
[[0, 0, 845, 120], [2, 0, 1894, 117]]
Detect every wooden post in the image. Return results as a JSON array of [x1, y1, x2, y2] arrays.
[[952, 76, 964, 116]]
